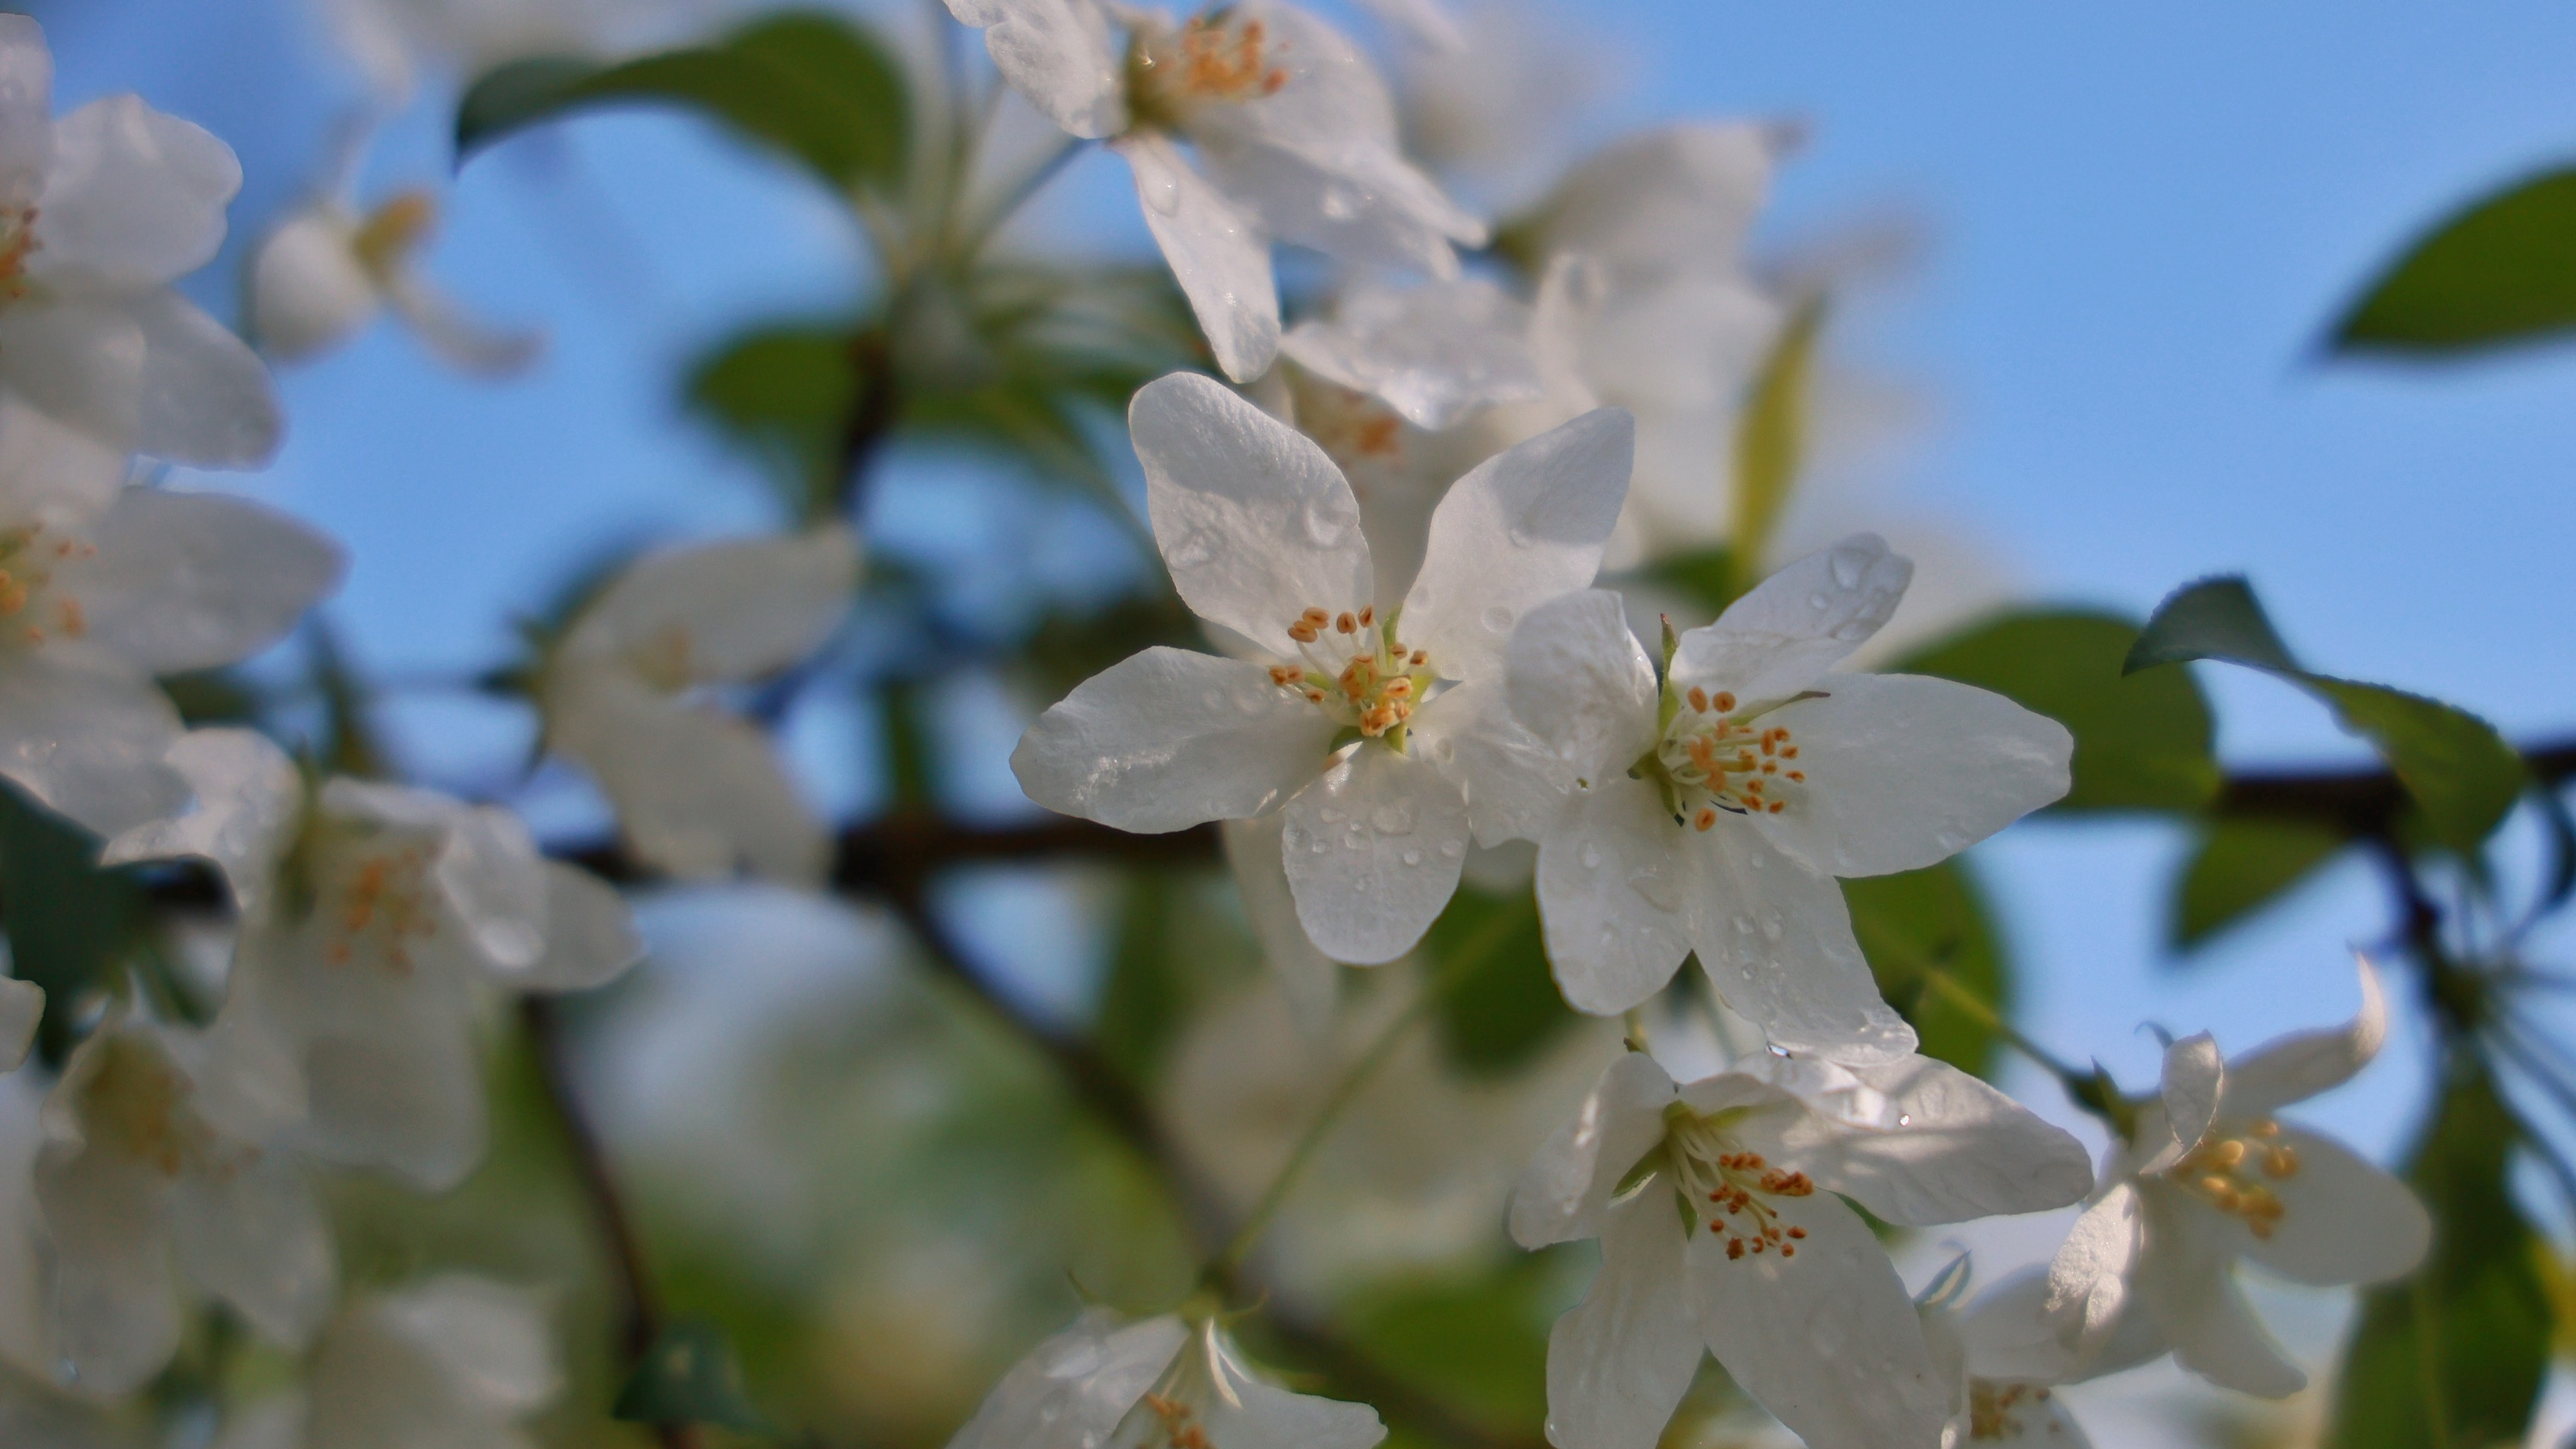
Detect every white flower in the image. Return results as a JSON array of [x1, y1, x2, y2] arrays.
[[2026, 959, 2431, 1398], [1499, 535, 2070, 1060], [0, 18, 279, 469], [101, 728, 642, 1190], [945, 1309, 1383, 1449], [34, 1014, 335, 1396], [1510, 1050, 2092, 1449], [0, 981, 35, 1077], [213, 1275, 561, 1449], [1013, 372, 1631, 966], [250, 181, 538, 375], [945, 0, 1483, 381], [1913, 1259, 2093, 1449], [0, 476, 343, 839], [538, 524, 859, 885]]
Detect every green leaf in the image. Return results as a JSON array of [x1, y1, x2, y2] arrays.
[[458, 11, 908, 192], [2332, 167, 2576, 355], [2170, 818, 2348, 949], [0, 785, 155, 1066], [1844, 858, 2008, 1078], [614, 1319, 770, 1432], [1642, 545, 1735, 619], [1897, 609, 2219, 812], [1424, 885, 1569, 1078], [2127, 577, 2526, 851], [1095, 872, 1191, 1087], [2328, 1067, 2549, 1449], [1339, 1252, 1571, 1439], [684, 324, 864, 517], [1726, 295, 1827, 597]]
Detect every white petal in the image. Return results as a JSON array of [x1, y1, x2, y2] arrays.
[[0, 17, 53, 208], [501, 863, 641, 992], [127, 289, 283, 467], [171, 1155, 333, 1349], [1194, 1322, 1387, 1449], [1690, 1191, 1952, 1449], [0, 391, 130, 517], [2148, 1033, 2225, 1173], [1686, 829, 1917, 1064], [99, 726, 302, 918], [1012, 647, 1336, 832], [1533, 776, 1691, 1016], [0, 978, 37, 1070], [1400, 408, 1631, 682], [945, 1310, 1189, 1449], [1277, 277, 1540, 430], [380, 265, 542, 378], [949, 0, 1125, 138], [374, 1274, 562, 1414], [1953, 1270, 2083, 1385], [1508, 1050, 1674, 1249], [2042, 1183, 2142, 1367], [1194, 133, 1479, 278], [1407, 677, 1579, 848], [1224, 813, 1339, 1034], [1671, 534, 1911, 706], [1542, 1185, 1702, 1449], [2234, 1125, 2429, 1288], [562, 525, 859, 682], [1119, 137, 1279, 383], [1131, 373, 1368, 649], [2221, 955, 2388, 1119], [1750, 673, 2072, 879], [77, 488, 344, 672], [0, 298, 146, 452], [2134, 1190, 2305, 1397], [1504, 588, 1658, 780], [0, 645, 188, 837], [39, 1143, 179, 1394], [548, 669, 829, 884], [1737, 1055, 2093, 1226], [34, 95, 240, 288], [248, 209, 380, 363], [287, 976, 487, 1191], [429, 803, 550, 970], [1533, 123, 1777, 288], [1280, 745, 1468, 964]]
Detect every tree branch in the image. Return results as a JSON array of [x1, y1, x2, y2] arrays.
[[2215, 737, 2576, 836]]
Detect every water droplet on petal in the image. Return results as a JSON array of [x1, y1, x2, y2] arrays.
[[1438, 839, 1464, 858], [1167, 528, 1224, 569], [1807, 591, 1831, 610], [1897, 1113, 1913, 1127], [1626, 864, 1681, 912], [1481, 603, 1516, 634], [1431, 736, 1457, 762], [1578, 842, 1602, 870], [1830, 548, 1866, 589], [1732, 915, 1754, 936], [1319, 806, 1344, 824], [1401, 847, 1424, 865], [1370, 798, 1418, 834], [1299, 500, 1355, 549]]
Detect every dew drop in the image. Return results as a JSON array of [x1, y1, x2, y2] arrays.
[[1299, 500, 1355, 549], [1438, 839, 1465, 858], [1309, 838, 1329, 854], [1759, 912, 1783, 942], [1318, 806, 1344, 824], [1807, 591, 1831, 611], [1897, 1113, 1913, 1127], [1166, 528, 1224, 568], [1627, 864, 1682, 912], [1353, 876, 1371, 892], [1280, 822, 1307, 852], [1401, 847, 1424, 866], [1480, 603, 1516, 634], [1830, 548, 1865, 589], [1370, 798, 1418, 835], [1506, 518, 1541, 549], [1579, 842, 1603, 870], [1731, 915, 1754, 936], [1431, 736, 1457, 762]]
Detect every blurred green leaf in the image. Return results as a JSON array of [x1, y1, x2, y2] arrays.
[[1096, 872, 1191, 1087], [2128, 577, 2526, 851], [0, 785, 154, 1065], [1899, 609, 2220, 812], [685, 324, 865, 517], [2328, 1067, 2547, 1449], [458, 11, 908, 192], [1340, 1252, 1572, 1440], [2332, 167, 2576, 355], [1844, 858, 2008, 1079], [1643, 545, 1735, 619], [1424, 885, 1569, 1078], [157, 669, 262, 726], [615, 1319, 771, 1432], [1728, 295, 1826, 597], [2170, 818, 2348, 950]]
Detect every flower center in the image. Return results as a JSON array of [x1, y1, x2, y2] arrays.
[[1967, 1381, 2060, 1441], [1138, 1392, 1212, 1449], [0, 205, 39, 306], [1296, 382, 1407, 471], [1125, 13, 1290, 130], [1267, 604, 1434, 743], [2165, 1116, 2299, 1239], [318, 840, 440, 973], [1665, 1106, 1814, 1261], [0, 521, 95, 649], [81, 1035, 252, 1181], [1657, 687, 1807, 829]]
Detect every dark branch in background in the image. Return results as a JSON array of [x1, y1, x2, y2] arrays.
[[832, 326, 899, 516], [2220, 737, 2576, 837], [521, 996, 701, 1449]]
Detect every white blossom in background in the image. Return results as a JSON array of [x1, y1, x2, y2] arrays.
[[945, 1309, 1383, 1449], [945, 0, 1483, 381], [1511, 1049, 2091, 1449], [249, 130, 540, 377], [34, 1014, 335, 1397], [1913, 1258, 2093, 1449], [0, 18, 280, 470], [538, 524, 859, 885], [1497, 536, 2068, 1060], [214, 1275, 561, 1449], [101, 728, 643, 1190], [1382, 0, 1607, 215], [1014, 373, 1631, 969], [0, 467, 343, 840], [2009, 960, 2430, 1398]]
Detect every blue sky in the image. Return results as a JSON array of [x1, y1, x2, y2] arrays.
[[29, 2, 2576, 1428]]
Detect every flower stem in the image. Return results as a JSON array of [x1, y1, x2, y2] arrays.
[[1208, 900, 1525, 1282]]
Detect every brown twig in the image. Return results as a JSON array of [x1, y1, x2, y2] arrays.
[[2217, 737, 2576, 836], [521, 996, 701, 1449]]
